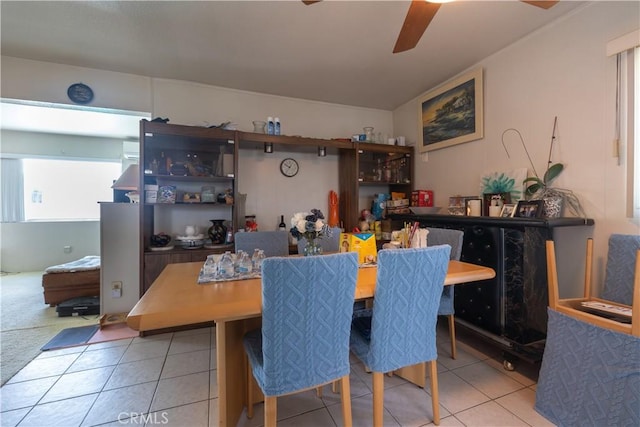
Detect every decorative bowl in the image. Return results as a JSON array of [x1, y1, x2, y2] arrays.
[[151, 233, 172, 247], [177, 238, 205, 249]]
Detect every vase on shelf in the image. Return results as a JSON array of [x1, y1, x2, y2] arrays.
[[303, 238, 323, 256], [543, 194, 563, 218], [208, 220, 227, 245]]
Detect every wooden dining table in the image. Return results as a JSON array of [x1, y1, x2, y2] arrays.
[[127, 260, 495, 427]]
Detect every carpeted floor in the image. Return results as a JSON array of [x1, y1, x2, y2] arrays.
[[0, 271, 99, 385]]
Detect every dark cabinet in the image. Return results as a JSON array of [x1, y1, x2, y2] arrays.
[[391, 214, 594, 365], [143, 250, 218, 292], [339, 143, 413, 232], [139, 120, 238, 294]]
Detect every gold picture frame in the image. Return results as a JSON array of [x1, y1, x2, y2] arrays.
[[418, 67, 484, 152]]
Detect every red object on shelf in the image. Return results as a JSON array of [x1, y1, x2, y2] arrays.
[[411, 190, 434, 207], [328, 190, 339, 227]]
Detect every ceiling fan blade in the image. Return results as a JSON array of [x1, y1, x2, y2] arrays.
[[302, 1, 321, 5], [393, 1, 441, 54], [521, 1, 559, 9]]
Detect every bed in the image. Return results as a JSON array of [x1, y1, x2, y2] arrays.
[[42, 256, 100, 306]]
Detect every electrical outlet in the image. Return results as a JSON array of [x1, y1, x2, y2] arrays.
[[63, 245, 72, 254], [111, 281, 122, 298]]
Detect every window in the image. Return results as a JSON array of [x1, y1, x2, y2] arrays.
[[609, 30, 640, 219], [633, 47, 639, 218], [22, 158, 121, 221]]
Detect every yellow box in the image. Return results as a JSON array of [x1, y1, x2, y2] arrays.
[[339, 232, 377, 265]]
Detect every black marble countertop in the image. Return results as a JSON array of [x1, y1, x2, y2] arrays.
[[389, 214, 594, 229]]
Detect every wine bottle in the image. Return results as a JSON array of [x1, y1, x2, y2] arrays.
[[278, 215, 286, 231], [158, 151, 168, 175]]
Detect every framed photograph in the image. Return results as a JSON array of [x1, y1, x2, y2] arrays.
[[514, 200, 543, 218], [483, 192, 512, 216], [500, 203, 516, 218], [418, 67, 484, 153], [465, 198, 482, 216]]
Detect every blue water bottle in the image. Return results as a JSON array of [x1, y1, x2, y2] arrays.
[[274, 117, 281, 135], [267, 117, 275, 135]]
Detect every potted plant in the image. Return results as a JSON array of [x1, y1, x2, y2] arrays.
[[520, 118, 586, 218], [502, 117, 586, 218]]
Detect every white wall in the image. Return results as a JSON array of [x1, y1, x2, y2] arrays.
[[0, 221, 100, 272], [393, 2, 640, 296], [100, 203, 139, 314]]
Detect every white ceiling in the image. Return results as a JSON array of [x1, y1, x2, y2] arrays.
[[0, 0, 586, 136]]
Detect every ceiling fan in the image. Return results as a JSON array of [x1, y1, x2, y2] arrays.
[[303, 0, 559, 54]]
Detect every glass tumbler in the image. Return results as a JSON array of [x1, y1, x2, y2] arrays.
[[363, 127, 374, 142]]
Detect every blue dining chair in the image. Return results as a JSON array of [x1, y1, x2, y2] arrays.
[[350, 245, 450, 426], [297, 226, 342, 254], [535, 235, 640, 426], [234, 231, 289, 257], [426, 227, 464, 359], [243, 252, 359, 426]]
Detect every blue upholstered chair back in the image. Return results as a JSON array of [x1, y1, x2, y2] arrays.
[[353, 246, 450, 373], [601, 233, 640, 305], [535, 308, 640, 426], [251, 252, 359, 396], [425, 228, 464, 316], [297, 227, 342, 254], [234, 231, 289, 257]]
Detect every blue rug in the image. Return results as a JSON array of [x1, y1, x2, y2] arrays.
[[41, 325, 100, 351]]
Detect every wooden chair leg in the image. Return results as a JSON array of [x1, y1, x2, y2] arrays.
[[372, 372, 384, 427], [448, 314, 457, 359], [316, 386, 323, 398], [340, 375, 353, 427], [246, 359, 254, 419], [332, 380, 339, 394], [264, 395, 277, 427], [428, 360, 440, 425]]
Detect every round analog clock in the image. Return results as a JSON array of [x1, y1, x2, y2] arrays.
[[280, 158, 299, 177], [67, 83, 94, 104]]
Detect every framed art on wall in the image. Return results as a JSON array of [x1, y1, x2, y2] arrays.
[[418, 67, 483, 153]]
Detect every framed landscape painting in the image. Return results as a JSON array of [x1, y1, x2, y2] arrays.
[[418, 67, 483, 153]]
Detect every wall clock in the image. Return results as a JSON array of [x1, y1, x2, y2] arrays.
[[280, 158, 299, 177], [67, 83, 94, 104]]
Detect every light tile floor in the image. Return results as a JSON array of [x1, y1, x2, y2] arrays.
[[0, 322, 555, 426]]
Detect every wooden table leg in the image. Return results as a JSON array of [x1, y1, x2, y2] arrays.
[[216, 318, 262, 427], [394, 362, 426, 388]]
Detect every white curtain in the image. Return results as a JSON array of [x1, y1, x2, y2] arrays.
[[1, 158, 25, 222]]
